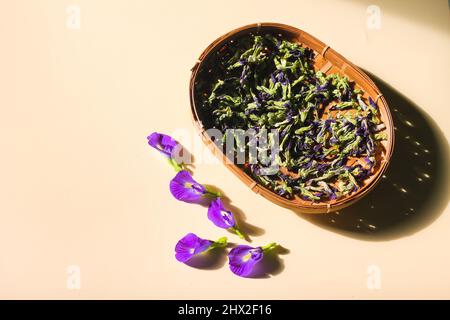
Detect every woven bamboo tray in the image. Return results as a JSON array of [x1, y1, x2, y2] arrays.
[[189, 22, 394, 214]]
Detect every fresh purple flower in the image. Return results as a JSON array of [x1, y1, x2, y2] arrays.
[[207, 198, 245, 239], [147, 132, 178, 157], [147, 132, 183, 171], [169, 170, 220, 203], [175, 233, 227, 263], [207, 198, 234, 228], [228, 243, 278, 277]]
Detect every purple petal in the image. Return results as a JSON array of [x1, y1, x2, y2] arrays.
[[175, 233, 212, 263], [207, 198, 236, 229], [169, 170, 206, 203], [228, 245, 263, 277], [147, 132, 178, 157], [270, 73, 277, 84], [368, 97, 378, 110], [315, 80, 329, 92]]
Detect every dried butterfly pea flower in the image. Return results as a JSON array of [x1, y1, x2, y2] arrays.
[[202, 33, 387, 201]]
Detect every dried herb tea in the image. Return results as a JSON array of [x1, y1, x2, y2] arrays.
[[199, 33, 387, 202]]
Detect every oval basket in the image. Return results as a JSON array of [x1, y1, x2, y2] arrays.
[[189, 22, 394, 214]]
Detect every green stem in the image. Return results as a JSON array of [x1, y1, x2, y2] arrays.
[[231, 227, 246, 240], [204, 187, 221, 198], [167, 158, 184, 172], [261, 242, 278, 252], [210, 237, 227, 249]]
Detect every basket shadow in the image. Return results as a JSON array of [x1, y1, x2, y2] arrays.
[[293, 71, 450, 241]]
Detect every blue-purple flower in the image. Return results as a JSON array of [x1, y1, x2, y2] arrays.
[[228, 243, 278, 277], [147, 132, 178, 157], [207, 198, 245, 239], [175, 233, 227, 263], [147, 132, 183, 171], [170, 170, 220, 203]]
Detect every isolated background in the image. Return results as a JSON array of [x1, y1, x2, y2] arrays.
[[0, 0, 449, 299]]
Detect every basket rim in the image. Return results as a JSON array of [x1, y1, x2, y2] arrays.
[[189, 22, 395, 213]]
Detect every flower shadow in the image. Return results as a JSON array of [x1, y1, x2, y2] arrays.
[[247, 245, 290, 279], [174, 143, 196, 173], [204, 184, 266, 242], [185, 247, 228, 270], [293, 71, 450, 241]]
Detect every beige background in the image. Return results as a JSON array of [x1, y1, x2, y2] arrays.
[[0, 0, 449, 299]]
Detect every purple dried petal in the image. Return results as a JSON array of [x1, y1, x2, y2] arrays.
[[368, 97, 378, 110]]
